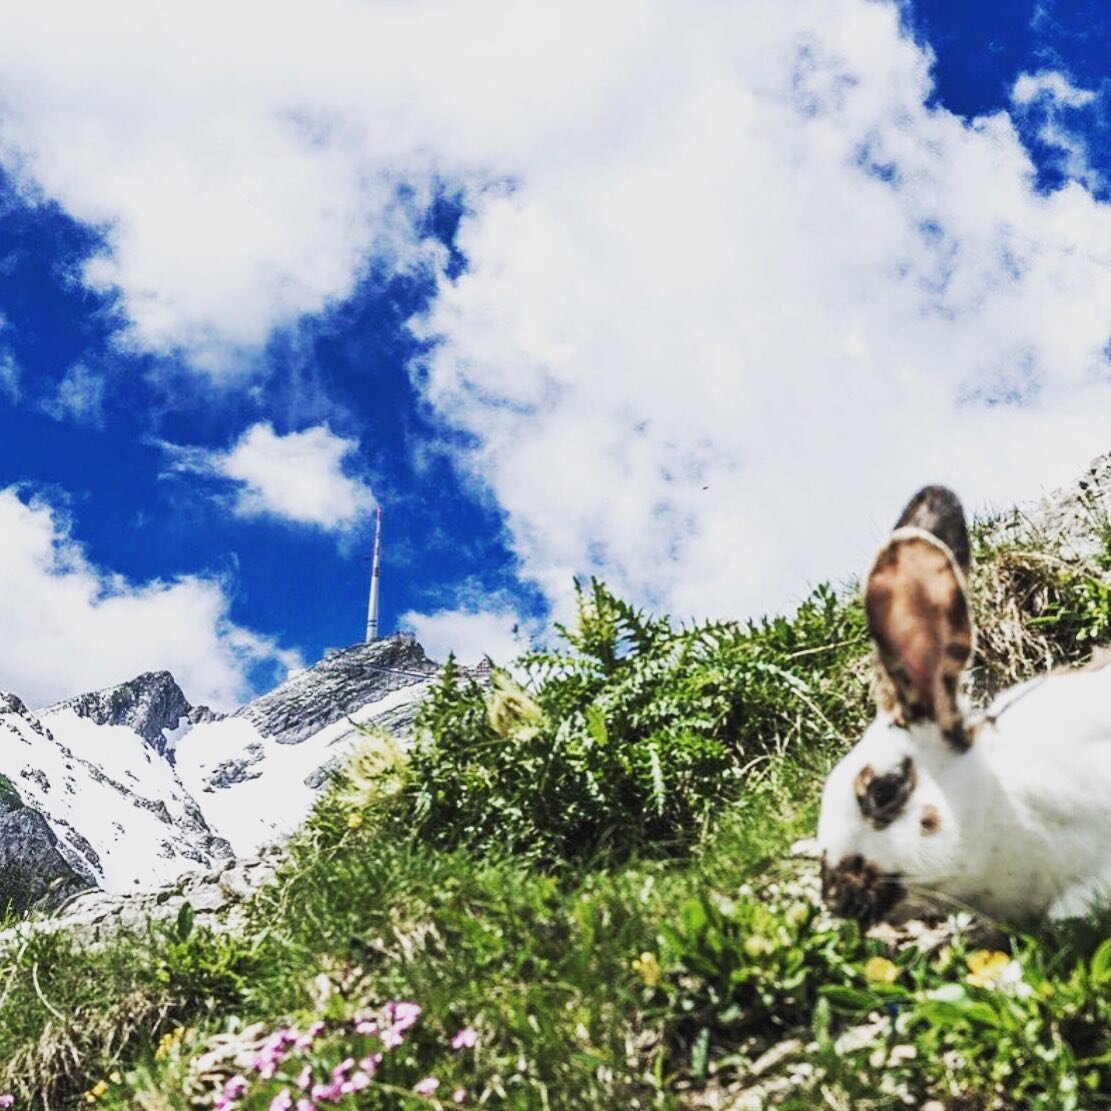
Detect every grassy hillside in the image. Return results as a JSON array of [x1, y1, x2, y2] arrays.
[[4, 510, 1111, 1109]]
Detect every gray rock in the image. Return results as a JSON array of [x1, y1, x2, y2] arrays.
[[206, 742, 266, 789], [234, 634, 436, 746], [0, 807, 91, 914], [44, 670, 194, 754]]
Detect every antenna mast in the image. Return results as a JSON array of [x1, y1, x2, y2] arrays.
[[365, 506, 382, 642]]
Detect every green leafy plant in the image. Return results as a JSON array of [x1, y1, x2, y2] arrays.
[[398, 579, 869, 863]]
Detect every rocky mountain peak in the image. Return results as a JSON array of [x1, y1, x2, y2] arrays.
[[232, 633, 437, 746], [45, 670, 196, 754]]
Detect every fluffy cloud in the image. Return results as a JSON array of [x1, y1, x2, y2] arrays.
[[0, 487, 299, 708], [1010, 69, 1102, 190], [411, 3, 1111, 623], [1012, 70, 1097, 109], [168, 423, 376, 531], [4, 1, 1111, 628], [400, 606, 527, 668]]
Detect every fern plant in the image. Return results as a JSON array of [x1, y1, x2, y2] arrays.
[[397, 578, 869, 863]]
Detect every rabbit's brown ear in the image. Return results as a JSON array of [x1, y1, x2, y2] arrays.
[[893, 486, 970, 574], [865, 527, 973, 751]]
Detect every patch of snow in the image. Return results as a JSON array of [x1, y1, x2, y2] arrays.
[[175, 680, 433, 855]]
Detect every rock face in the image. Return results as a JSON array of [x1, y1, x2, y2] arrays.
[[0, 691, 234, 895], [45, 670, 219, 756], [235, 636, 437, 745], [0, 847, 283, 948], [0, 783, 91, 915], [1027, 453, 1111, 559]]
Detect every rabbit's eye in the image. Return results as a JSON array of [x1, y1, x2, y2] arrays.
[[870, 779, 899, 807], [854, 757, 916, 829]]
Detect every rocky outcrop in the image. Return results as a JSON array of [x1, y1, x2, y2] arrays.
[[45, 670, 205, 754], [0, 787, 91, 915], [0, 634, 442, 914], [174, 635, 439, 855], [234, 635, 436, 746], [0, 847, 283, 949], [0, 689, 235, 896], [991, 452, 1111, 560]]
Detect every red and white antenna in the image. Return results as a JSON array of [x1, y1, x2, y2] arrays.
[[365, 506, 382, 642]]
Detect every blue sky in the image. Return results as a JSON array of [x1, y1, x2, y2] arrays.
[[0, 0, 1109, 708], [0, 175, 524, 693]]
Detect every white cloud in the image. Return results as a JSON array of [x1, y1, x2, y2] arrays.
[[400, 606, 527, 668], [1012, 70, 1097, 108], [40, 363, 105, 427], [0, 487, 300, 708], [0, 354, 16, 403], [409, 4, 1111, 624], [0, 314, 18, 402], [169, 422, 376, 531], [1010, 70, 1101, 189], [2, 3, 1111, 627]]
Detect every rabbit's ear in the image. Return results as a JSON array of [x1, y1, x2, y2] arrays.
[[893, 486, 970, 574], [865, 524, 973, 751]]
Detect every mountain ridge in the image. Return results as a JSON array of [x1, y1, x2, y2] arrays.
[[0, 633, 444, 915]]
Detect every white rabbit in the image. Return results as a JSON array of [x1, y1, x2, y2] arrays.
[[817, 485, 1111, 925]]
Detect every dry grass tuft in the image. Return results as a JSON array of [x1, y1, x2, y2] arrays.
[[1, 988, 174, 1110], [969, 544, 1079, 695]]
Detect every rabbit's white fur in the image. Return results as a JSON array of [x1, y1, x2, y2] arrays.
[[817, 486, 1111, 924], [819, 666, 1111, 921]]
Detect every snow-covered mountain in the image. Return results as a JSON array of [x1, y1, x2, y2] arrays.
[[175, 636, 439, 855], [0, 687, 229, 909], [0, 634, 444, 913]]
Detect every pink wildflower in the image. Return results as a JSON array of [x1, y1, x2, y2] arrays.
[[385, 1001, 422, 1031], [296, 1102, 315, 1111], [359, 1052, 383, 1076], [296, 1065, 313, 1091], [269, 1092, 293, 1111], [380, 1027, 405, 1050], [414, 1076, 440, 1097], [0, 1097, 14, 1109], [223, 1077, 249, 1098], [343, 1072, 371, 1094], [254, 1031, 295, 1078], [452, 1091, 467, 1105], [331, 1058, 354, 1080], [295, 1020, 326, 1050], [450, 1027, 479, 1050], [354, 1019, 379, 1035]]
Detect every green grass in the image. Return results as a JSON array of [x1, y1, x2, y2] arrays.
[[3, 518, 1111, 1109], [0, 773, 22, 813]]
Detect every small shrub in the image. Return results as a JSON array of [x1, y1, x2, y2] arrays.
[[0, 775, 21, 813]]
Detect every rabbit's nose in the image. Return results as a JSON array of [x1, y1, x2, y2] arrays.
[[821, 853, 905, 926]]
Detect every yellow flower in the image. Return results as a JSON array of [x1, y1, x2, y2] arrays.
[[632, 951, 661, 988], [966, 949, 1012, 988], [347, 812, 364, 830], [486, 673, 544, 738], [863, 956, 899, 985], [156, 1025, 188, 1060], [83, 1079, 109, 1103]]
